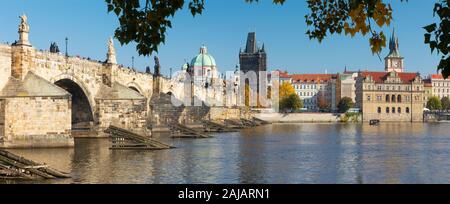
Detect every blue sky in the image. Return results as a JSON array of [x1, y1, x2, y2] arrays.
[[0, 0, 442, 76]]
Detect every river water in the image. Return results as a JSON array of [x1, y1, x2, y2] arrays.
[[2, 123, 450, 184]]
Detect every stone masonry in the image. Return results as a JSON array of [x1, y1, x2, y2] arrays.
[[0, 15, 247, 148]]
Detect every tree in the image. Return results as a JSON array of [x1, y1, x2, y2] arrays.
[[280, 93, 303, 112], [317, 94, 330, 110], [423, 1, 449, 78], [279, 81, 296, 100], [427, 96, 442, 111], [441, 97, 450, 110], [105, 0, 448, 77], [338, 97, 354, 113], [244, 83, 251, 107]]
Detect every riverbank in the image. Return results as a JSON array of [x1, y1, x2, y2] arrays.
[[254, 113, 343, 123]]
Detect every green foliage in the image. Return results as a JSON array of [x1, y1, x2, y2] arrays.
[[305, 0, 407, 57], [338, 97, 354, 113], [340, 112, 360, 123], [105, 0, 206, 56], [105, 0, 284, 56], [441, 97, 450, 110], [427, 96, 443, 110], [424, 0, 449, 78], [280, 93, 303, 112]]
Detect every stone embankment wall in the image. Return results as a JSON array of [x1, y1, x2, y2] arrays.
[[254, 113, 342, 123], [95, 99, 148, 136], [150, 93, 251, 126], [0, 97, 74, 148]]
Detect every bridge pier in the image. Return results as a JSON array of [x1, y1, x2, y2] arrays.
[[0, 15, 74, 148]]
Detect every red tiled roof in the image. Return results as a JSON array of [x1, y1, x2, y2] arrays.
[[431, 74, 445, 79], [360, 71, 419, 84], [291, 74, 337, 83], [273, 69, 291, 78]]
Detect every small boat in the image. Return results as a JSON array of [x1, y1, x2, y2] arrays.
[[369, 119, 380, 126]]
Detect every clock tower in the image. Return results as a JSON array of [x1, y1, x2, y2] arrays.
[[385, 29, 404, 73]]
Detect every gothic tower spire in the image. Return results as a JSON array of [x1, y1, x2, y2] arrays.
[[245, 32, 257, 53], [385, 28, 404, 73]]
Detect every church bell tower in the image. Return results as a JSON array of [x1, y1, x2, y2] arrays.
[[385, 29, 404, 73]]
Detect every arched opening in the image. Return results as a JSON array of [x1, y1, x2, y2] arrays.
[[397, 95, 402, 103], [386, 95, 390, 102], [129, 86, 141, 94], [55, 79, 94, 130], [392, 95, 396, 103]]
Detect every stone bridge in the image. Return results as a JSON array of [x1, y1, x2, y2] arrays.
[[0, 15, 188, 148], [0, 15, 249, 148]]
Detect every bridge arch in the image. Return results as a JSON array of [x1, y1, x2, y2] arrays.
[[51, 74, 95, 129], [126, 82, 145, 95]]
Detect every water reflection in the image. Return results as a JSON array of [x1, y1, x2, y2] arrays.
[[2, 123, 450, 184]]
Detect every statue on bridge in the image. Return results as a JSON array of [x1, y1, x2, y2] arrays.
[[18, 14, 30, 46], [19, 14, 29, 33], [154, 56, 161, 77], [50, 42, 60, 53], [107, 37, 117, 64]]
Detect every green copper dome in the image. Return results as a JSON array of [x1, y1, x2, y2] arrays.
[[191, 46, 216, 68]]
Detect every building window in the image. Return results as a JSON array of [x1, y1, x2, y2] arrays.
[[386, 95, 390, 102], [392, 95, 396, 103], [398, 107, 402, 114], [377, 96, 382, 101], [406, 107, 410, 114], [386, 107, 390, 114], [397, 95, 402, 103], [378, 107, 382, 114], [367, 95, 371, 101], [392, 107, 396, 114]]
